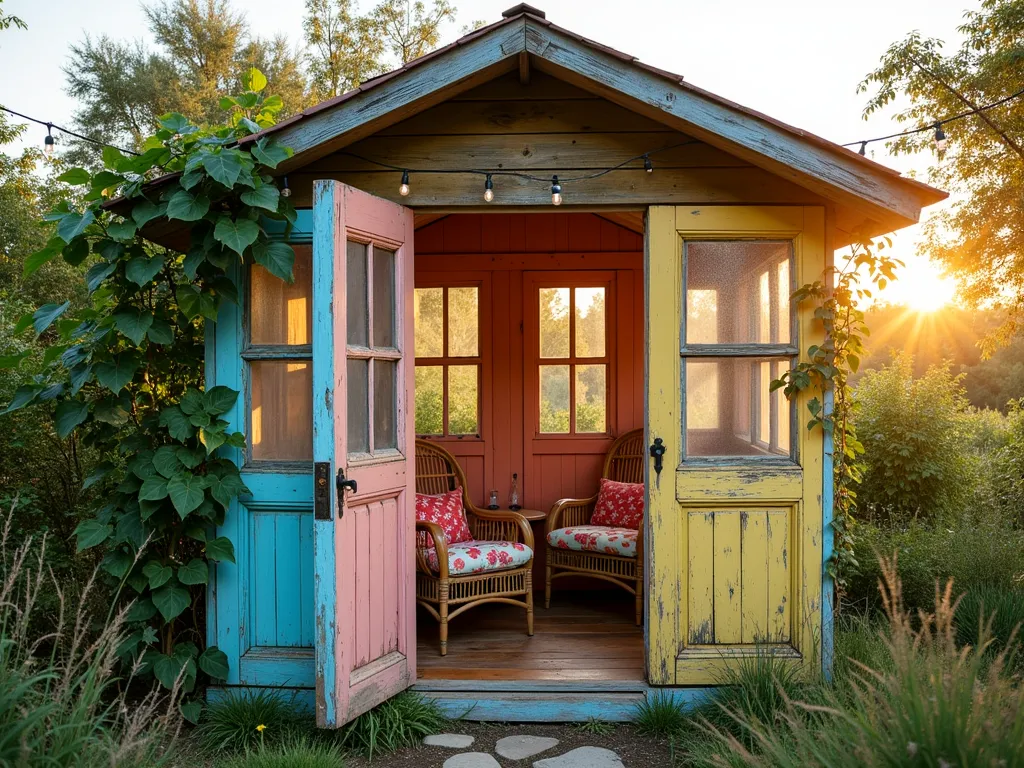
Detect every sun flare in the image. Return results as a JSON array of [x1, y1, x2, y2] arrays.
[[887, 261, 957, 313]]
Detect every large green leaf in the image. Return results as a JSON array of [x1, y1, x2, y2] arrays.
[[125, 598, 157, 622], [167, 473, 206, 518], [147, 318, 175, 345], [153, 445, 182, 478], [177, 558, 209, 585], [198, 647, 229, 680], [251, 137, 292, 169], [23, 237, 65, 277], [175, 285, 218, 321], [240, 184, 279, 212], [33, 301, 70, 335], [57, 167, 91, 185], [205, 536, 236, 564], [179, 389, 205, 415], [208, 471, 248, 509], [160, 406, 195, 441], [158, 112, 192, 134], [85, 261, 118, 292], [251, 241, 295, 283], [166, 189, 211, 222], [101, 549, 133, 579], [131, 199, 165, 228], [3, 385, 40, 414], [95, 354, 138, 393], [57, 210, 95, 242], [199, 427, 227, 454], [152, 581, 191, 622], [201, 151, 244, 188], [75, 520, 112, 551], [107, 219, 138, 241], [83, 462, 114, 489], [242, 67, 267, 92], [180, 700, 203, 725], [113, 308, 154, 345], [55, 399, 89, 438], [125, 254, 165, 286], [204, 386, 238, 415], [139, 475, 170, 501], [143, 560, 173, 589], [214, 216, 260, 256]]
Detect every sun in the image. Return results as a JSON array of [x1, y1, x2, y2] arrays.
[[887, 260, 957, 313]]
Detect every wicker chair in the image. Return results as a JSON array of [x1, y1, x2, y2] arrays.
[[414, 439, 535, 656], [545, 429, 645, 626]]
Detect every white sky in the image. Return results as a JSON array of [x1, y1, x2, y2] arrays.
[[0, 0, 972, 307]]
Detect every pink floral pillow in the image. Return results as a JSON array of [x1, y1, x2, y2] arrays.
[[590, 479, 644, 530], [415, 489, 472, 547]]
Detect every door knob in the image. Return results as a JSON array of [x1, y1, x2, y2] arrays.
[[336, 469, 357, 517]]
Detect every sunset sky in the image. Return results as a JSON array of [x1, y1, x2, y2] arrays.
[[0, 0, 970, 311]]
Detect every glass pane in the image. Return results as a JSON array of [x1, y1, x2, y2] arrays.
[[250, 245, 312, 345], [539, 364, 570, 433], [575, 364, 606, 433], [777, 260, 791, 345], [414, 365, 443, 435], [687, 289, 718, 344], [372, 248, 395, 348], [685, 241, 792, 345], [448, 365, 479, 435], [539, 287, 570, 358], [414, 288, 443, 358], [250, 361, 312, 461], [347, 358, 369, 454], [686, 357, 791, 457], [575, 287, 606, 358], [448, 287, 479, 357], [373, 360, 397, 450], [774, 361, 791, 453], [346, 241, 368, 346]]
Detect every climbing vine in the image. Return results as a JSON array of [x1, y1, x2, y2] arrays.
[[2, 69, 294, 720], [773, 233, 901, 601]]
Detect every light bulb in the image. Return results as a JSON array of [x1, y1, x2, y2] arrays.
[[550, 175, 562, 206], [280, 175, 292, 198], [44, 126, 54, 157], [933, 123, 948, 153], [643, 155, 653, 173], [483, 174, 494, 203], [399, 170, 410, 196], [858, 142, 867, 156]]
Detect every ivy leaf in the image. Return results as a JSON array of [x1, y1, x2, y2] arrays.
[[179, 389, 206, 415], [166, 189, 211, 222], [240, 184, 279, 212], [182, 248, 205, 279], [83, 462, 114, 489], [139, 498, 164, 522], [167, 473, 206, 518], [242, 67, 267, 92], [93, 399, 130, 426], [131, 199, 165, 228], [158, 112, 192, 134], [152, 580, 191, 622], [3, 385, 41, 414], [23, 237, 65, 277], [125, 598, 157, 622], [75, 519, 112, 552], [143, 561, 173, 589], [102, 145, 130, 172], [198, 647, 229, 680], [177, 558, 209, 585], [200, 151, 244, 188], [208, 471, 249, 509], [57, 210, 95, 242], [251, 241, 295, 283], [152, 654, 178, 690], [85, 261, 118, 292], [55, 399, 89, 438], [147, 318, 175, 345], [205, 537, 235, 564], [107, 219, 138, 241], [95, 354, 138, 393], [180, 700, 203, 725], [139, 475, 170, 501], [153, 445, 182, 478], [175, 285, 218, 321], [160, 406, 194, 442], [199, 427, 227, 454], [214, 216, 260, 256], [57, 167, 91, 185], [204, 386, 238, 415], [101, 549, 133, 579], [114, 308, 154, 345], [251, 137, 291, 169], [125, 254, 165, 286], [33, 301, 70, 335]]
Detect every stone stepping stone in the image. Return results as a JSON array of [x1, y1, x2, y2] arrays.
[[495, 735, 560, 760], [534, 746, 625, 768], [443, 753, 501, 768], [424, 733, 476, 749]]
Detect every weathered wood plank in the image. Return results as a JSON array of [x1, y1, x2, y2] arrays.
[[688, 511, 715, 645], [740, 510, 769, 643], [453, 69, 596, 101], [766, 509, 790, 642], [713, 511, 742, 644]]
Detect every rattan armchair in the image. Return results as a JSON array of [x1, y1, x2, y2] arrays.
[[545, 429, 645, 625], [414, 439, 535, 656]]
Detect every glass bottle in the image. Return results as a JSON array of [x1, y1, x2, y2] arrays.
[[488, 490, 500, 510], [508, 473, 521, 510]]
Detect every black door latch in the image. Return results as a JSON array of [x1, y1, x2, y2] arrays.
[[336, 468, 357, 517], [649, 437, 666, 483]]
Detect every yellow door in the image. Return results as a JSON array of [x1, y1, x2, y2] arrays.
[[645, 206, 825, 685]]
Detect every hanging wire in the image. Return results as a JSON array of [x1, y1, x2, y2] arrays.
[[0, 106, 141, 156]]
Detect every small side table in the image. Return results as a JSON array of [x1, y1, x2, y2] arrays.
[[506, 508, 546, 523]]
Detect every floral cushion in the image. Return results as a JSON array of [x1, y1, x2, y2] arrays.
[[547, 525, 639, 557], [423, 540, 533, 575], [590, 478, 644, 529], [415, 489, 472, 547]]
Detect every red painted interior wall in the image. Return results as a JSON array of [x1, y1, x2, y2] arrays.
[[415, 212, 645, 526]]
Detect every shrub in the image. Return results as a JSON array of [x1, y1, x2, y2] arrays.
[[955, 584, 1024, 661], [632, 690, 688, 736], [854, 353, 976, 523], [339, 690, 447, 759], [832, 613, 892, 683], [214, 736, 345, 768], [198, 690, 313, 753], [990, 400, 1024, 522]]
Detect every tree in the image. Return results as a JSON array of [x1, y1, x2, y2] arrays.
[[0, 0, 25, 33], [372, 0, 457, 65], [304, 0, 384, 101], [859, 0, 1024, 351]]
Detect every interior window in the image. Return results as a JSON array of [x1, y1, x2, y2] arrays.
[[683, 241, 794, 458], [413, 285, 481, 437], [537, 285, 609, 435]]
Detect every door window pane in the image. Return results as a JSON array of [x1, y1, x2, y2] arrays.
[[539, 288, 570, 358], [373, 360, 397, 450], [250, 245, 312, 345], [347, 358, 369, 454], [372, 247, 395, 348], [777, 260, 791, 345], [758, 361, 771, 443], [346, 241, 368, 346], [415, 366, 444, 435], [575, 364, 606, 433], [448, 287, 479, 357], [448, 365, 479, 434], [575, 287, 606, 358], [250, 361, 313, 461], [684, 241, 792, 345], [774, 361, 790, 452], [539, 364, 570, 433], [414, 288, 443, 358]]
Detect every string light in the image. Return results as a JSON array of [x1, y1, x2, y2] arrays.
[[43, 124, 54, 157], [933, 123, 948, 153], [399, 170, 410, 196], [643, 154, 653, 173], [483, 174, 494, 203], [858, 142, 867, 157], [280, 175, 292, 198], [550, 175, 562, 206], [0, 106, 140, 156]]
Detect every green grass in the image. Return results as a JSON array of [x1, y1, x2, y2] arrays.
[[198, 690, 314, 753], [339, 691, 448, 759], [955, 584, 1024, 661], [215, 736, 345, 768], [573, 717, 615, 736], [632, 690, 688, 736]]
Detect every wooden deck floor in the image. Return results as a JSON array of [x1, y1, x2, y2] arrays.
[[416, 592, 644, 682]]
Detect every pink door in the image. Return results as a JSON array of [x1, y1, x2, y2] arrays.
[[312, 180, 416, 727]]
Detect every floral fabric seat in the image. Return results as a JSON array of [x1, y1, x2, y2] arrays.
[[547, 525, 639, 558], [424, 540, 534, 574]]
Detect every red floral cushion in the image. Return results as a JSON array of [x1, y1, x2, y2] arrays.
[[415, 489, 472, 547], [590, 478, 644, 529]]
